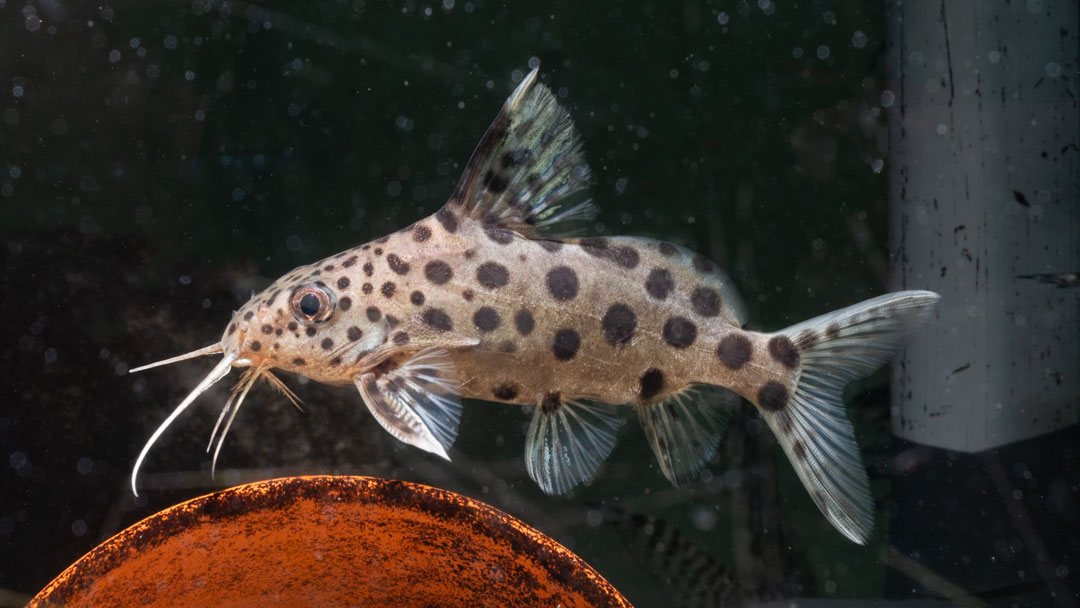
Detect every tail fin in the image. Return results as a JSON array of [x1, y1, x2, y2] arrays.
[[757, 290, 940, 544]]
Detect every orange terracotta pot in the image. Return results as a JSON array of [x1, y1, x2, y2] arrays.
[[30, 475, 632, 607]]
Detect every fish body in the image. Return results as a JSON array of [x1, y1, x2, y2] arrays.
[[132, 67, 940, 545]]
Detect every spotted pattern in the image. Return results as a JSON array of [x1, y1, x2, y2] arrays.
[[339, 296, 352, 311], [422, 308, 453, 331], [292, 357, 306, 366], [539, 240, 562, 253], [662, 317, 697, 348], [306, 327, 317, 337], [347, 326, 363, 341], [826, 323, 841, 340], [484, 224, 514, 245], [387, 254, 410, 275], [645, 268, 673, 300], [552, 329, 581, 361], [342, 256, 358, 268], [262, 324, 273, 334], [250, 340, 262, 352], [366, 307, 381, 322], [393, 331, 410, 345], [492, 383, 519, 400], [690, 287, 721, 317], [425, 260, 453, 285], [758, 381, 789, 411], [545, 266, 578, 301], [413, 224, 432, 242], [541, 391, 561, 414], [476, 261, 509, 289], [658, 242, 677, 256], [581, 237, 640, 269], [436, 207, 458, 233], [639, 368, 664, 401], [337, 276, 350, 290], [717, 334, 752, 370], [410, 291, 425, 306], [321, 338, 333, 350], [768, 335, 800, 369], [601, 303, 637, 346], [473, 306, 500, 332], [381, 282, 396, 298], [363, 262, 374, 277], [692, 255, 714, 273], [514, 309, 535, 336], [362, 283, 373, 295]]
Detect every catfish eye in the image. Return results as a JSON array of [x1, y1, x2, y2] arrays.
[[291, 283, 336, 323]]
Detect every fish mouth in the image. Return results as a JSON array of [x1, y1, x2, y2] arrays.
[[128, 341, 302, 496]]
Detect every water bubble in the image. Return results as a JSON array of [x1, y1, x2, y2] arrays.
[[9, 166, 21, 179], [816, 45, 830, 60], [387, 181, 402, 197], [286, 235, 302, 251], [71, 520, 88, 536], [880, 90, 895, 107], [614, 177, 628, 194], [395, 115, 414, 132], [164, 34, 178, 49], [442, 0, 454, 8], [179, 275, 192, 285], [669, 68, 678, 79], [988, 50, 1001, 64], [185, 70, 195, 81], [44, 348, 57, 363], [1045, 62, 1061, 78], [77, 457, 93, 475], [129, 37, 140, 48], [108, 49, 121, 63], [792, 47, 803, 59], [717, 11, 729, 24], [194, 110, 205, 121], [852, 30, 867, 48], [11, 85, 23, 98], [9, 451, 27, 470], [936, 123, 947, 135]]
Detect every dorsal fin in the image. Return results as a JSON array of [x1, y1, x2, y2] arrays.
[[442, 66, 596, 239]]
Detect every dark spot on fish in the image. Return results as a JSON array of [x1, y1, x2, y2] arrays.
[[375, 235, 390, 245], [329, 356, 341, 366], [462, 289, 474, 301], [473, 306, 500, 332], [758, 381, 789, 412], [463, 249, 476, 259], [292, 357, 307, 366], [363, 262, 374, 277], [228, 323, 237, 335], [424, 260, 453, 285], [691, 287, 721, 317], [602, 303, 637, 346], [552, 328, 581, 361], [287, 322, 298, 331], [483, 169, 509, 194], [362, 283, 373, 295], [275, 328, 282, 336], [366, 306, 381, 322], [546, 266, 579, 301], [386, 315, 399, 328], [386, 254, 410, 275], [501, 149, 528, 169], [347, 326, 363, 341], [410, 291, 425, 306], [717, 334, 752, 370], [539, 240, 562, 252], [792, 439, 807, 460], [373, 248, 382, 256], [476, 261, 509, 289], [492, 383, 519, 400], [436, 207, 458, 233], [342, 256, 358, 268], [645, 268, 673, 300], [250, 340, 261, 352], [339, 296, 352, 311], [422, 308, 453, 331], [581, 237, 609, 257], [393, 331, 410, 345], [796, 329, 818, 351], [612, 246, 639, 269], [541, 391, 562, 414], [381, 281, 396, 298], [826, 323, 841, 340], [514, 309, 535, 336], [658, 242, 678, 256], [337, 276, 350, 290], [324, 264, 336, 272], [639, 368, 664, 401], [484, 223, 514, 245], [261, 324, 273, 334], [662, 317, 697, 348], [321, 337, 333, 350], [413, 224, 432, 242], [306, 326, 317, 337], [244, 311, 254, 321], [768, 335, 800, 369], [692, 255, 714, 273], [361, 244, 371, 251], [498, 340, 517, 353]]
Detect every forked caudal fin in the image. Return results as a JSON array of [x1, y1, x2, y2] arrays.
[[756, 290, 940, 544]]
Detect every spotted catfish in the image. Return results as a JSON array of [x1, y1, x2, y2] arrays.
[[130, 67, 939, 544]]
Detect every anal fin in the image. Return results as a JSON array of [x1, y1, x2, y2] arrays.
[[636, 384, 740, 486], [354, 347, 463, 460], [525, 393, 624, 495]]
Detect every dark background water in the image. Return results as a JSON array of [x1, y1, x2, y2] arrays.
[[2, 1, 1075, 606]]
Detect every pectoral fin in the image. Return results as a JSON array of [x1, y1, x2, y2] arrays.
[[354, 348, 464, 459]]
